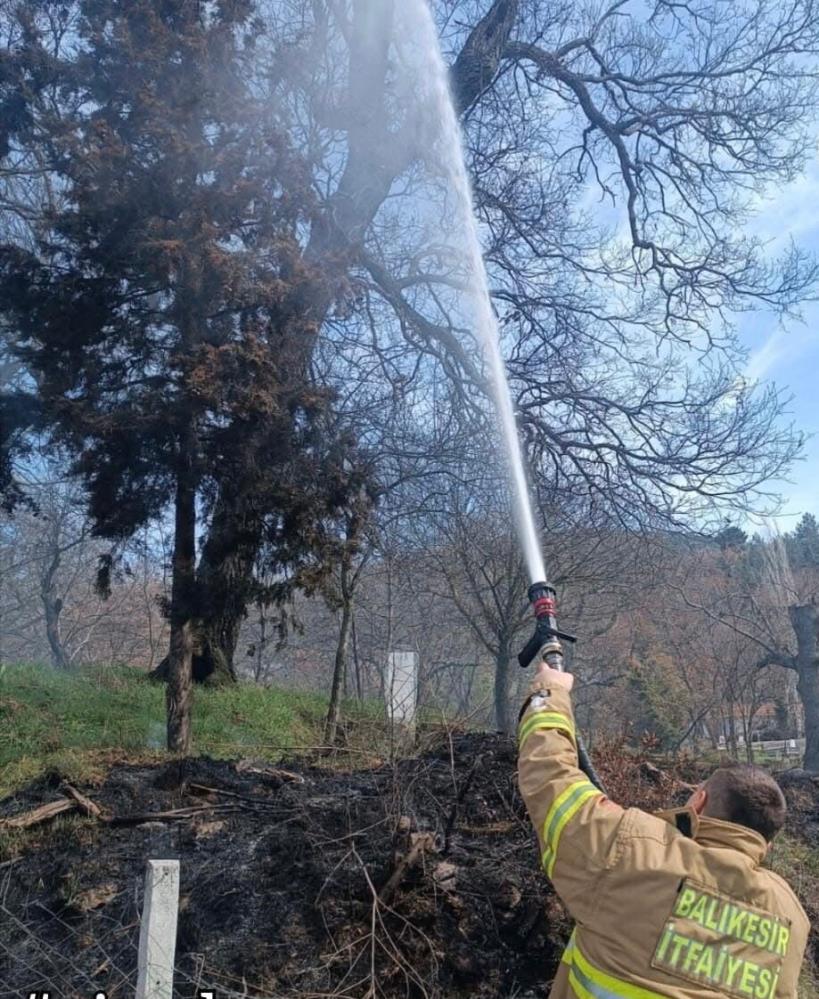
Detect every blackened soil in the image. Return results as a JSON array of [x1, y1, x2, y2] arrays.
[[0, 734, 815, 999]]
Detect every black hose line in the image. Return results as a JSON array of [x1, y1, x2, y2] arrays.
[[577, 735, 606, 793]]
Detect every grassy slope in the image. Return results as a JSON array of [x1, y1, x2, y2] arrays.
[[0, 662, 330, 796]]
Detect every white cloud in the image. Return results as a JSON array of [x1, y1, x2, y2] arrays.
[[745, 326, 789, 382], [749, 146, 819, 248], [744, 323, 815, 383]]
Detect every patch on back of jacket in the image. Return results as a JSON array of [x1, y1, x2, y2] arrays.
[[651, 879, 790, 999]]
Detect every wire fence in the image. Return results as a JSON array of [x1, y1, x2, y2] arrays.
[[0, 863, 252, 999]]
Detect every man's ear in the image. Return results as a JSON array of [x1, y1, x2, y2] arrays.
[[689, 786, 708, 816]]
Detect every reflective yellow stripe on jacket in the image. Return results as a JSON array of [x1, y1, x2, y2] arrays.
[[518, 710, 576, 750], [562, 931, 671, 999], [541, 780, 601, 876]]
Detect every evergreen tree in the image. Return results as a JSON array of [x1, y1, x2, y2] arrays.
[[0, 0, 369, 749], [714, 523, 748, 551], [787, 513, 819, 569]]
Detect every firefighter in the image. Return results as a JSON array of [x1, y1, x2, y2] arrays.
[[518, 661, 810, 999]]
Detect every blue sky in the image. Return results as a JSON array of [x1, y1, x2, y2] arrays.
[[741, 149, 819, 528]]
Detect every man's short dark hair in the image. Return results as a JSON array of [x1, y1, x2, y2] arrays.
[[703, 765, 786, 842]]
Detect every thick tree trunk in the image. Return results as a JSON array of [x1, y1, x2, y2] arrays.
[[451, 0, 518, 112], [325, 561, 354, 745], [789, 603, 819, 771], [166, 434, 197, 754], [195, 487, 264, 683], [494, 636, 512, 735], [191, 596, 243, 683], [797, 667, 819, 772], [150, 489, 260, 685]]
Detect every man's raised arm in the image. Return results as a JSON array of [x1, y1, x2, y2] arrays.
[[517, 664, 627, 925]]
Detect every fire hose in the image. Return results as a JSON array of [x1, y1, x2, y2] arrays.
[[518, 581, 606, 792]]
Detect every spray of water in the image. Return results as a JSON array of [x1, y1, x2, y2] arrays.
[[400, 0, 547, 585]]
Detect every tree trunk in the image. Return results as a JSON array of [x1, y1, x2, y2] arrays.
[[494, 636, 512, 735], [797, 667, 819, 771], [382, 554, 394, 703], [725, 703, 738, 757], [451, 0, 519, 112], [43, 592, 66, 669], [351, 609, 364, 701], [741, 701, 755, 763], [459, 658, 478, 716], [40, 548, 68, 669], [195, 612, 242, 684], [703, 719, 720, 751], [325, 560, 354, 745], [195, 487, 264, 683], [790, 603, 819, 772], [254, 605, 267, 684], [166, 435, 197, 754], [149, 489, 259, 686]]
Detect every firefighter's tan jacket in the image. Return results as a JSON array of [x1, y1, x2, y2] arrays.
[[517, 681, 809, 999]]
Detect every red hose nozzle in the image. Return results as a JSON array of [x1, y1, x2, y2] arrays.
[[527, 581, 557, 620]]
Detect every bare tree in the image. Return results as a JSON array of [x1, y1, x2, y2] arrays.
[[426, 509, 529, 734], [673, 527, 819, 770], [0, 460, 170, 669], [323, 502, 373, 745]]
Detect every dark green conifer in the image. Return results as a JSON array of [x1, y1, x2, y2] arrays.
[[0, 0, 370, 749]]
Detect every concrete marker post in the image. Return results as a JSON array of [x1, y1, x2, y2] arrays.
[[387, 650, 418, 744], [136, 859, 180, 999]]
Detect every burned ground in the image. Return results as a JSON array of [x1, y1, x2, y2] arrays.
[[0, 733, 816, 999]]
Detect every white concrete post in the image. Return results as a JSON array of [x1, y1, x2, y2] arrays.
[[386, 650, 418, 739], [136, 859, 180, 999]]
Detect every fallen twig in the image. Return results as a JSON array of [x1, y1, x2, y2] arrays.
[[62, 784, 108, 821], [458, 821, 516, 835], [234, 761, 305, 784], [108, 804, 238, 827], [0, 797, 76, 830], [188, 782, 281, 807]]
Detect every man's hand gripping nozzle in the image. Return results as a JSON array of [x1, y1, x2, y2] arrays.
[[518, 580, 605, 792], [517, 581, 576, 671]]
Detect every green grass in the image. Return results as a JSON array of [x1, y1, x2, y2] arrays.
[[0, 662, 331, 796]]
